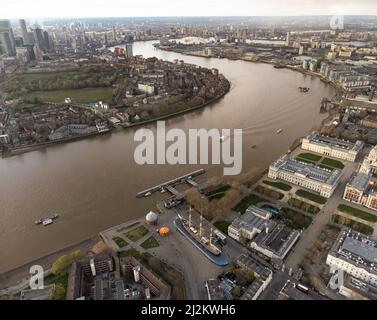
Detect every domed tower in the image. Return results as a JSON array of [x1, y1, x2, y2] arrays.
[[145, 211, 158, 225]]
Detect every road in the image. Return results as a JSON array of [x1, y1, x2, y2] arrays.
[[285, 160, 359, 271]]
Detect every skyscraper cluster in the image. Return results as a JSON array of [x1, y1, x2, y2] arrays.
[[0, 19, 51, 61]]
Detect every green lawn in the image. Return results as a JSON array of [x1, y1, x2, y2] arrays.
[[140, 236, 160, 250], [288, 198, 320, 214], [332, 214, 374, 235], [296, 189, 327, 204], [255, 185, 284, 200], [112, 236, 128, 248], [19, 71, 79, 83], [297, 153, 322, 162], [233, 194, 267, 214], [207, 185, 231, 201], [214, 221, 231, 234], [125, 226, 149, 242], [280, 207, 313, 229], [320, 158, 344, 169], [21, 87, 114, 103], [263, 180, 292, 191], [338, 204, 377, 223]]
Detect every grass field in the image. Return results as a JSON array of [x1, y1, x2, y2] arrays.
[[338, 204, 377, 223], [125, 226, 149, 242], [233, 194, 267, 214], [288, 198, 320, 214], [112, 236, 128, 248], [21, 87, 114, 103], [280, 207, 313, 229], [207, 185, 231, 201], [214, 221, 231, 234], [332, 214, 374, 235], [297, 153, 322, 162], [140, 236, 160, 250], [320, 158, 344, 169], [263, 180, 292, 191], [296, 189, 327, 204], [19, 71, 79, 83], [255, 185, 284, 200]]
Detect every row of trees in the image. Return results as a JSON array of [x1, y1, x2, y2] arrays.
[[185, 168, 261, 222]]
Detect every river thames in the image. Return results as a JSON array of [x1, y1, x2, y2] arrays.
[[0, 41, 335, 273]]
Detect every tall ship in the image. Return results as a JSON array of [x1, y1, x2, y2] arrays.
[[178, 207, 221, 256]]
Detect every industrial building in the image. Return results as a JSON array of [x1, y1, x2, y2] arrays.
[[326, 229, 377, 286], [302, 132, 364, 162], [268, 154, 342, 198]]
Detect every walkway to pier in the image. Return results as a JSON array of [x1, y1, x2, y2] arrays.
[[173, 218, 229, 267], [136, 169, 205, 198]]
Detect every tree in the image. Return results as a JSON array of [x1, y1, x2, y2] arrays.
[[51, 255, 72, 276], [52, 283, 66, 300], [70, 250, 84, 260]]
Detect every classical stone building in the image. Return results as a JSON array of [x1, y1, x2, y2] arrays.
[[268, 154, 342, 198], [301, 132, 363, 162]]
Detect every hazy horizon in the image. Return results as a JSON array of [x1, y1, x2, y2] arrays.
[[1, 0, 377, 19]]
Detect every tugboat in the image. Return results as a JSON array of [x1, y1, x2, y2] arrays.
[[251, 145, 257, 149], [276, 129, 283, 134], [35, 214, 59, 226], [298, 86, 310, 93]]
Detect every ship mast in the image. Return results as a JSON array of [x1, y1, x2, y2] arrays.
[[189, 206, 192, 228], [199, 214, 203, 237]]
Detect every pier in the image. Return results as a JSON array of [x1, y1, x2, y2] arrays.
[[136, 169, 205, 198]]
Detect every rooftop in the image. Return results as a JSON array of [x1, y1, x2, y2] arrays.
[[330, 229, 377, 275], [272, 154, 342, 185], [306, 131, 363, 152]]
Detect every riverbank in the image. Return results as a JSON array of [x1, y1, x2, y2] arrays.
[[156, 45, 345, 95], [1, 82, 230, 158], [0, 236, 100, 292]]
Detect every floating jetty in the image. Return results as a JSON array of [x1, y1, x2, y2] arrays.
[[136, 169, 205, 198]]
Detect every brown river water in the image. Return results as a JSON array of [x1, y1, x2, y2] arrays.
[[0, 41, 335, 273]]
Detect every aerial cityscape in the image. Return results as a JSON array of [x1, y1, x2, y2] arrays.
[[1, 0, 377, 305]]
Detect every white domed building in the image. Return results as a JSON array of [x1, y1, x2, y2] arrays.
[[145, 211, 158, 225]]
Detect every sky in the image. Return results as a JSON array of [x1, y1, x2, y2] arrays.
[[1, 0, 377, 18]]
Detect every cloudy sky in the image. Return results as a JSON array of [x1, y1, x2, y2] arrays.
[[1, 0, 377, 18]]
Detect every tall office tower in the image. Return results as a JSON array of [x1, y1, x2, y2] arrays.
[[33, 27, 46, 50], [43, 30, 51, 50], [286, 32, 291, 46], [27, 31, 35, 44], [0, 20, 16, 54], [0, 32, 16, 56], [125, 43, 133, 58], [19, 19, 29, 45], [112, 26, 117, 41]]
